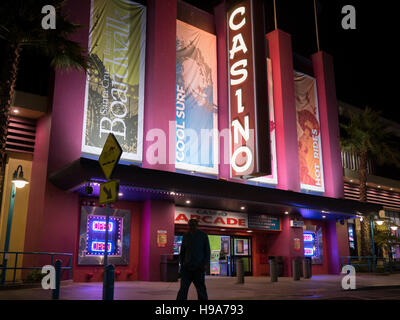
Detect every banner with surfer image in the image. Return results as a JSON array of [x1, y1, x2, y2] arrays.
[[175, 20, 218, 174]]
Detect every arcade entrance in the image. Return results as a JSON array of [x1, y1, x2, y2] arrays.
[[174, 233, 253, 276]]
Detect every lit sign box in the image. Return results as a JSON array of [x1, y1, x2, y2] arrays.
[[248, 214, 280, 231], [304, 233, 314, 242], [78, 206, 131, 265], [92, 220, 114, 232], [91, 241, 112, 253], [86, 215, 121, 256], [227, 0, 270, 178], [304, 248, 314, 256]]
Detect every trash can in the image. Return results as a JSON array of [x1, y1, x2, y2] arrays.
[[268, 256, 278, 282], [236, 259, 244, 284], [303, 257, 312, 279], [160, 254, 179, 282], [276, 256, 284, 277], [292, 257, 301, 281]]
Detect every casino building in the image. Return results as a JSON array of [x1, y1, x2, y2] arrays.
[[0, 0, 382, 282]]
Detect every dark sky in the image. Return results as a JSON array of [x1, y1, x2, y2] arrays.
[[185, 0, 399, 123]]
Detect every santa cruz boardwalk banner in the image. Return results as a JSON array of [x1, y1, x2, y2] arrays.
[[227, 0, 271, 179], [294, 71, 325, 193], [82, 0, 146, 163], [175, 207, 248, 229], [176, 20, 219, 175]]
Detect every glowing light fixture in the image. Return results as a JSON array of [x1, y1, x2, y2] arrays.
[[11, 165, 29, 189], [390, 226, 398, 231], [375, 220, 384, 226]]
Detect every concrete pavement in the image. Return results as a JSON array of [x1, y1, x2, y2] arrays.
[[1, 274, 400, 300]]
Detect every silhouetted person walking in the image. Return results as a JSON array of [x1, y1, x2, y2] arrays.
[[177, 219, 210, 300]]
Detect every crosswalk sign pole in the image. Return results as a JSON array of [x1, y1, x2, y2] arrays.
[[98, 133, 122, 301], [102, 203, 111, 300]]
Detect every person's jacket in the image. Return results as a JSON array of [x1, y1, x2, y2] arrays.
[[179, 230, 210, 271]]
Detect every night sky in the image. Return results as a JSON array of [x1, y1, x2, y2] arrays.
[[186, 0, 399, 123]]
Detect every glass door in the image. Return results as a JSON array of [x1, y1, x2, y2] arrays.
[[230, 236, 252, 276]]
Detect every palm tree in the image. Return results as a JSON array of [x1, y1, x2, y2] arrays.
[[0, 0, 87, 206], [340, 106, 400, 256]]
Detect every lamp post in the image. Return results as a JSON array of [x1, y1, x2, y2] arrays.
[[369, 217, 376, 272], [1, 165, 29, 285]]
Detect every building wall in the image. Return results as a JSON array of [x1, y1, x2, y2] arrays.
[[16, 0, 345, 281], [0, 154, 32, 281]]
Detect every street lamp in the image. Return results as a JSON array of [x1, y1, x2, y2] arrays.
[[1, 165, 29, 284]]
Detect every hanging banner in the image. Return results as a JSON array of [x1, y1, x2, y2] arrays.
[[251, 58, 278, 185], [176, 20, 219, 174], [227, 0, 270, 178], [294, 71, 325, 192], [82, 0, 146, 163]]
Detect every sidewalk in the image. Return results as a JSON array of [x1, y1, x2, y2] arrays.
[[1, 274, 400, 300]]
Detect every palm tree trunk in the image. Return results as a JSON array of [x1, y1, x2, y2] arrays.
[[0, 43, 22, 211], [359, 150, 372, 256]]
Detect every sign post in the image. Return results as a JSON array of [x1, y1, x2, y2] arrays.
[[98, 133, 122, 300]]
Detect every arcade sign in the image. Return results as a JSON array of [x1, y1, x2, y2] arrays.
[[175, 206, 248, 229], [227, 0, 270, 178]]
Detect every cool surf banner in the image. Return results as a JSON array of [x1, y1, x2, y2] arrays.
[[294, 71, 325, 193], [176, 20, 219, 174], [82, 0, 146, 163]]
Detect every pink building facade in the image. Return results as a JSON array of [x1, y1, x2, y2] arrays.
[[21, 0, 381, 282]]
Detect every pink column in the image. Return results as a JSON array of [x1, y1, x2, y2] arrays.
[[214, 1, 230, 181], [139, 200, 175, 281], [326, 220, 341, 274], [266, 30, 300, 192], [142, 0, 177, 172], [268, 216, 304, 277], [312, 51, 344, 198]]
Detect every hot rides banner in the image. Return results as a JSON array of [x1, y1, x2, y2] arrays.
[[294, 72, 325, 192]]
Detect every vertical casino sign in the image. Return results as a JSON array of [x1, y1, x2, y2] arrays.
[[227, 0, 271, 178]]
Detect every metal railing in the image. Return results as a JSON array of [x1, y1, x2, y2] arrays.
[[0, 251, 73, 285], [341, 256, 400, 273]]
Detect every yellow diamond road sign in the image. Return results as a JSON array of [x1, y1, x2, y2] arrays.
[[99, 133, 122, 180], [99, 180, 119, 205]]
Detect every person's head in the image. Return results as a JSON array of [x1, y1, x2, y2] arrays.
[[188, 218, 199, 233]]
